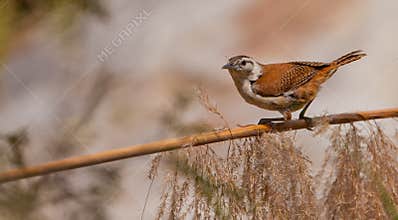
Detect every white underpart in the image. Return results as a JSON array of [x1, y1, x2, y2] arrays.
[[247, 61, 263, 81], [239, 79, 294, 111]]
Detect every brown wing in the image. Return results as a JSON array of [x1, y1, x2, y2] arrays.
[[252, 62, 328, 97], [289, 61, 328, 67]]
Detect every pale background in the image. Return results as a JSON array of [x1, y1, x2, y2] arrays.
[[0, 0, 397, 219]]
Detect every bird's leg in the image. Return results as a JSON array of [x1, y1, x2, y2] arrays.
[[282, 111, 292, 120], [257, 117, 285, 125], [299, 100, 314, 130], [299, 100, 313, 121]]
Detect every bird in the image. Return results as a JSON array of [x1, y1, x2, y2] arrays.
[[222, 50, 366, 125]]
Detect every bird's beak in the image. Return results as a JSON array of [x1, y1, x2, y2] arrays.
[[222, 63, 234, 70]]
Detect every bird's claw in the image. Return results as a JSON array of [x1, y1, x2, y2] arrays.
[[258, 118, 272, 125], [257, 118, 281, 130], [300, 116, 314, 131]]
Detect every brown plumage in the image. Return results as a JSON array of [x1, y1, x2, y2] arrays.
[[252, 50, 366, 99], [222, 50, 366, 123]]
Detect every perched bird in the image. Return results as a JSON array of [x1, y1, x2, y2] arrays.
[[222, 50, 366, 124]]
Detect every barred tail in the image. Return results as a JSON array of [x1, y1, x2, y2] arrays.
[[333, 50, 367, 67]]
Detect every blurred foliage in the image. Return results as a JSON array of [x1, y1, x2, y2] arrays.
[[0, 71, 121, 220], [160, 90, 211, 136], [0, 0, 107, 60], [0, 128, 121, 220], [0, 1, 117, 218]]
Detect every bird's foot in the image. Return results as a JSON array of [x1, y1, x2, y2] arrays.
[[257, 117, 286, 128], [299, 116, 314, 131]]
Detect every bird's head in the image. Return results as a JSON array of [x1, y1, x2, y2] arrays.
[[222, 55, 263, 81]]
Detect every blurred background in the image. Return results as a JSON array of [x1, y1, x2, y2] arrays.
[[0, 0, 397, 219]]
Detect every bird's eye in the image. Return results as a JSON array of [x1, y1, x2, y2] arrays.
[[241, 60, 247, 66]]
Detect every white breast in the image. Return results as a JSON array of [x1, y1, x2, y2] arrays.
[[235, 78, 295, 111]]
